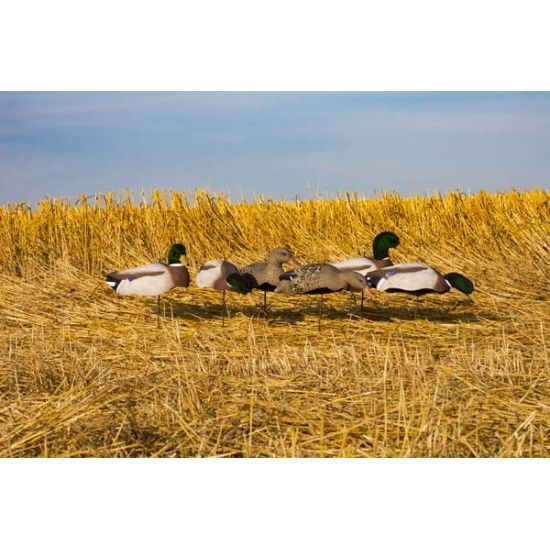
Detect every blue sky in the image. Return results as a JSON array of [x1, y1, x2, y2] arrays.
[[0, 92, 549, 204]]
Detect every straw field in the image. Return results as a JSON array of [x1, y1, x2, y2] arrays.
[[0, 189, 548, 457]]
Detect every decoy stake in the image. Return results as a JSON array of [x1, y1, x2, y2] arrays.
[[222, 289, 227, 327]]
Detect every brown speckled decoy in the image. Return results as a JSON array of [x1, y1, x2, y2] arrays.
[[106, 243, 190, 326], [242, 247, 299, 311], [275, 263, 375, 328]]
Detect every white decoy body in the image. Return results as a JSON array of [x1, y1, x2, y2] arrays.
[[366, 263, 474, 295], [331, 231, 400, 276], [331, 256, 388, 275], [107, 262, 188, 296]]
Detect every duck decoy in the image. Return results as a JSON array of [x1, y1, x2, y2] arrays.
[[196, 259, 253, 324], [365, 263, 474, 296], [275, 263, 375, 329], [242, 247, 299, 312], [105, 243, 190, 326], [331, 231, 400, 275]]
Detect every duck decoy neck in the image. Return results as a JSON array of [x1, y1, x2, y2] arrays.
[[169, 264, 190, 287]]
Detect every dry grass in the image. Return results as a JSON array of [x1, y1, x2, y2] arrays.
[[0, 188, 548, 457]]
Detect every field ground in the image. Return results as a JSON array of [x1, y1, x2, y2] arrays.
[[0, 189, 548, 457]]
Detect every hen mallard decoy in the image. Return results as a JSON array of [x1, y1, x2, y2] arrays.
[[105, 243, 190, 325], [242, 247, 299, 311], [331, 231, 400, 275], [196, 259, 253, 324], [275, 263, 375, 328], [365, 263, 474, 296]]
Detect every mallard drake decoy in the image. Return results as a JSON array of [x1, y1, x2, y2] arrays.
[[105, 243, 190, 325], [365, 263, 474, 296], [196, 260, 252, 294], [331, 231, 400, 275], [242, 247, 299, 311], [275, 263, 375, 328], [196, 259, 253, 324]]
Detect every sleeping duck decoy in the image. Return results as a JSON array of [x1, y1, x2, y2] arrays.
[[105, 243, 190, 326], [242, 247, 299, 312], [275, 263, 376, 328], [331, 231, 400, 275], [365, 263, 474, 296], [196, 259, 253, 324], [196, 259, 252, 293]]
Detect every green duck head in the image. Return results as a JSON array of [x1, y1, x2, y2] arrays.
[[168, 243, 187, 265], [226, 273, 253, 295], [372, 231, 400, 260], [444, 273, 474, 295]]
